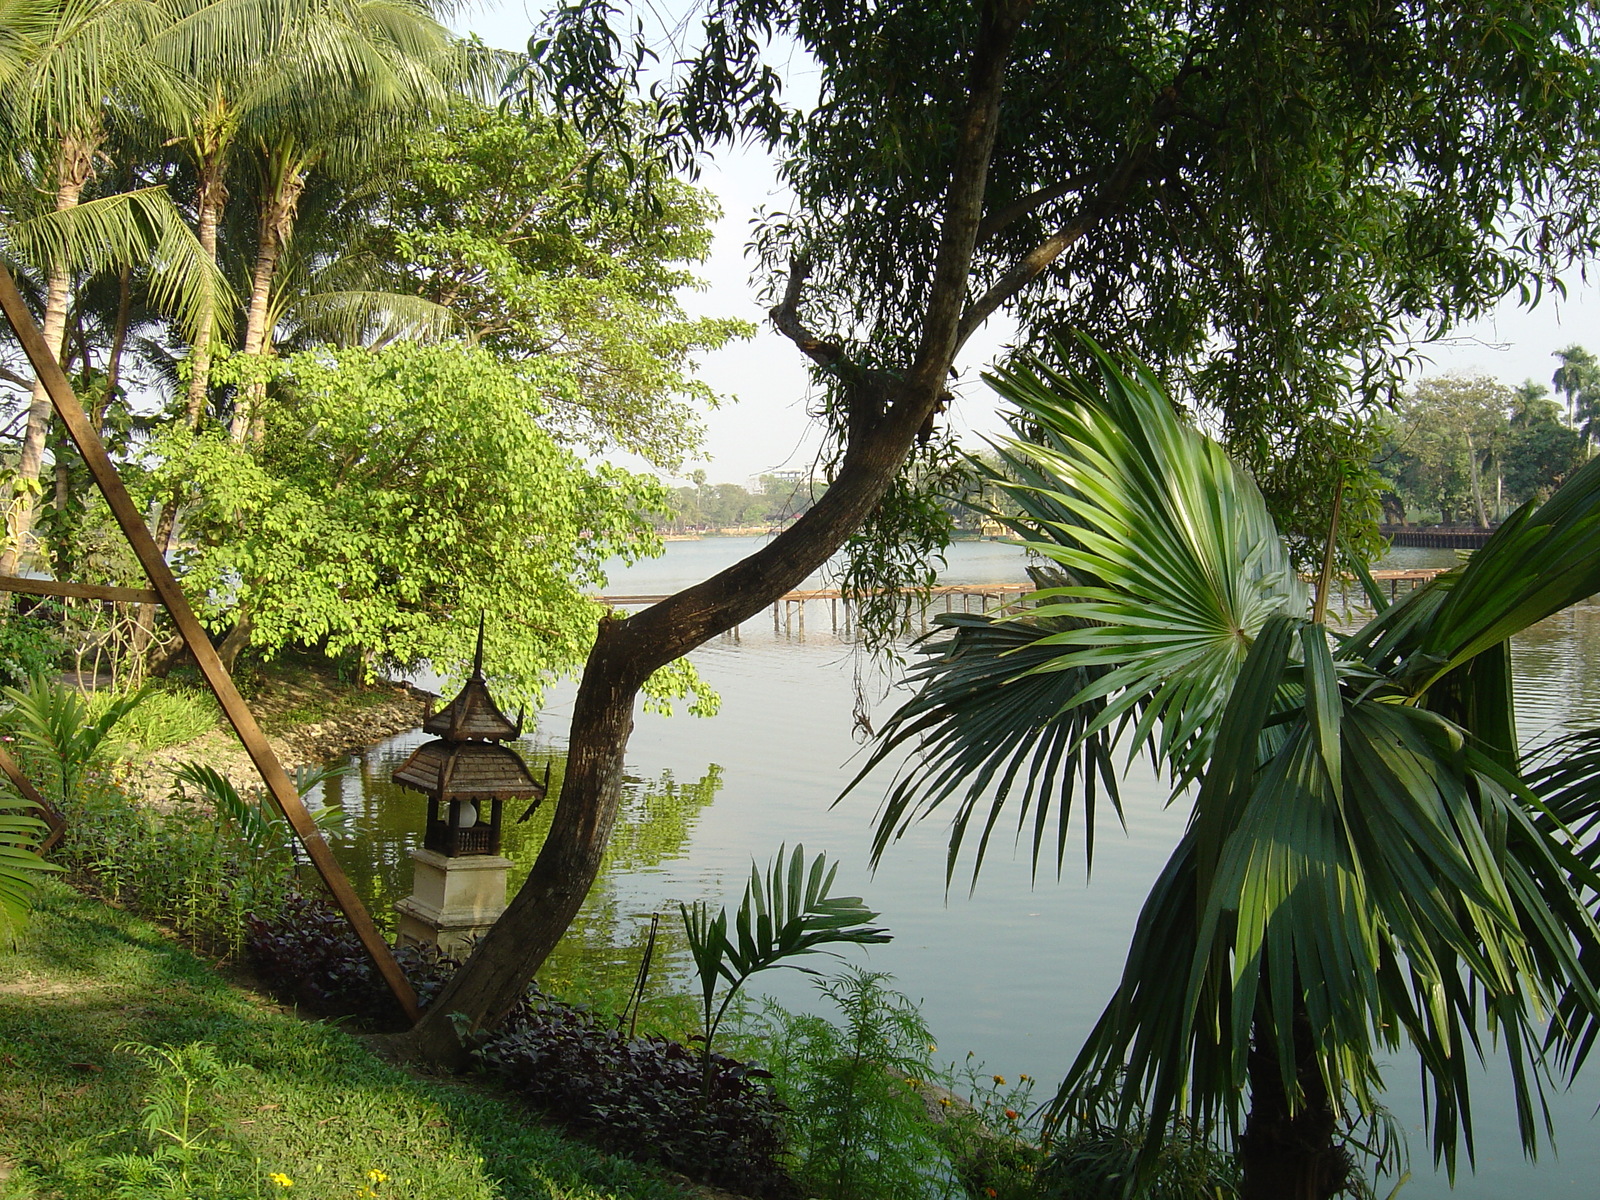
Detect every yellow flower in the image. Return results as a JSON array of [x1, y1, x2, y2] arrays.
[[1019, 1073, 1031, 1083], [269, 1174, 294, 1189], [939, 1097, 953, 1108], [992, 1074, 1006, 1086], [367, 1171, 388, 1184]]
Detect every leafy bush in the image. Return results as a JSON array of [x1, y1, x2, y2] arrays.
[[54, 772, 300, 956], [0, 611, 61, 688], [480, 999, 797, 1199], [749, 969, 948, 1200]]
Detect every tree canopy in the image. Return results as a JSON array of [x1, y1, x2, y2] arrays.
[[143, 342, 712, 709], [361, 100, 752, 471]]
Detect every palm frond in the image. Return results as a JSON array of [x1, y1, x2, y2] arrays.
[[984, 344, 1306, 787], [851, 595, 1121, 886], [0, 794, 61, 944], [286, 289, 456, 347], [5, 185, 234, 342]]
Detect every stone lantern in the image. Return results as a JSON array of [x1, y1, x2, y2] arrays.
[[392, 626, 545, 954]]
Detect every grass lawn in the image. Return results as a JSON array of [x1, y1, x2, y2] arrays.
[[0, 881, 692, 1200]]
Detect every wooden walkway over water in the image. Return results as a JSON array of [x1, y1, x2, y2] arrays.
[[596, 568, 1452, 636]]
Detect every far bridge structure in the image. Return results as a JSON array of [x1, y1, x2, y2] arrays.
[[596, 569, 1453, 638]]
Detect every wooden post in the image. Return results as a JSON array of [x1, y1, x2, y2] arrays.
[[0, 742, 64, 852], [0, 264, 418, 1021]]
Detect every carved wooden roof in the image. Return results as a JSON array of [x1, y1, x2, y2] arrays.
[[392, 739, 545, 801]]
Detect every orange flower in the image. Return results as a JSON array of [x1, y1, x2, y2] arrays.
[[1004, 1108, 1019, 1120]]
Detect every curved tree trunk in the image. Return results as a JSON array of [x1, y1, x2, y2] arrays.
[[2, 132, 99, 576], [405, 0, 1036, 1067]]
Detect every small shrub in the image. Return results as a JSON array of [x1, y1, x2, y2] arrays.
[[749, 969, 948, 1200], [1036, 1106, 1240, 1200], [480, 999, 797, 1199], [936, 1057, 1045, 1200], [55, 773, 297, 955]]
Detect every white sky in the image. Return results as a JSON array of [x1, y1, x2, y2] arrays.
[[461, 1, 1600, 485]]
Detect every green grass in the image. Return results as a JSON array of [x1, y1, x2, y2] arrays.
[[0, 882, 692, 1200]]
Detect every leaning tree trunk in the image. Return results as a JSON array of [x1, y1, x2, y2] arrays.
[[405, 0, 1037, 1067], [2, 132, 99, 576]]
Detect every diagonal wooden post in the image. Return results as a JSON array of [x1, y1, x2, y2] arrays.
[[0, 742, 65, 852], [0, 263, 418, 1020]]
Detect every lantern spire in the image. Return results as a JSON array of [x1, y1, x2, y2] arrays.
[[421, 616, 520, 742]]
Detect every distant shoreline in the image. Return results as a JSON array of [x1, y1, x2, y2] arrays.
[[658, 529, 1017, 542]]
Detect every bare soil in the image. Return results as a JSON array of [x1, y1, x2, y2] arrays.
[[116, 665, 434, 804]]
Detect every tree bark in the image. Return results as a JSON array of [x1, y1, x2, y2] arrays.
[[1238, 1003, 1352, 1200], [2, 132, 99, 576], [1466, 431, 1490, 528], [138, 160, 227, 665], [184, 160, 227, 428], [232, 161, 304, 444], [404, 0, 1036, 1066]]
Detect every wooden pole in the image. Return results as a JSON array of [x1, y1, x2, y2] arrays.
[[0, 742, 64, 852], [0, 574, 159, 604], [0, 264, 418, 1021]]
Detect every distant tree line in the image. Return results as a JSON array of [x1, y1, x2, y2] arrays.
[[654, 473, 823, 534], [1376, 347, 1596, 527]]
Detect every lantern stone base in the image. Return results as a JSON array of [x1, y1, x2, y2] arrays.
[[394, 848, 512, 956]]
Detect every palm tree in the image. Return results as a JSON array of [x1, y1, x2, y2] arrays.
[[853, 346, 1600, 1199], [1551, 344, 1600, 447], [0, 0, 222, 573], [149, 0, 467, 437], [221, 0, 484, 443]]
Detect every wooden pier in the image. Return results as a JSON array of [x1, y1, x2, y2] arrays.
[[596, 569, 1451, 637]]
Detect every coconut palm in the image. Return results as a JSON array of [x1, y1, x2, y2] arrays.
[[1551, 344, 1600, 449], [853, 345, 1600, 1199], [0, 0, 224, 572], [149, 0, 473, 438], [219, 0, 489, 442]]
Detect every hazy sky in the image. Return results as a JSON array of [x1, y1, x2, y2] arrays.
[[463, 1, 1600, 484]]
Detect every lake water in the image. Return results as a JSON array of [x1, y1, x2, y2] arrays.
[[320, 537, 1600, 1198]]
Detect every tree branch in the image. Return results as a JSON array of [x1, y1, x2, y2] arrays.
[[768, 253, 844, 367], [956, 132, 1160, 351], [975, 171, 1094, 245]]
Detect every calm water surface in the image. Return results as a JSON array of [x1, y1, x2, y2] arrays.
[[321, 538, 1600, 1199]]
